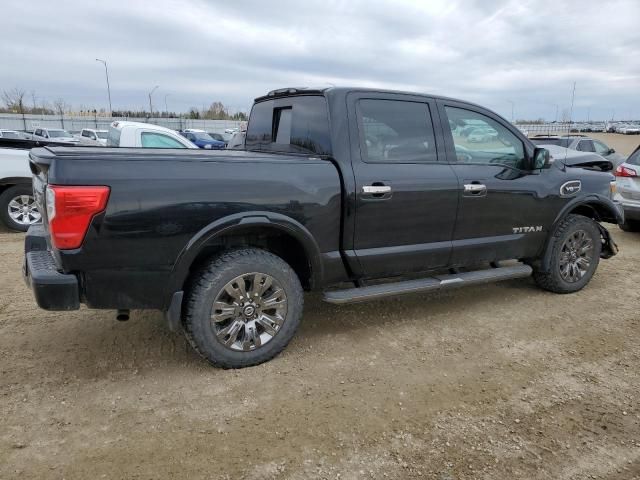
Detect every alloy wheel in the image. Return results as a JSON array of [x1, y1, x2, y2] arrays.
[[559, 229, 594, 283], [211, 272, 287, 351], [8, 195, 41, 226]]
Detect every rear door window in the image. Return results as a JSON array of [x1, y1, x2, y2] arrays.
[[356, 99, 437, 163], [246, 95, 331, 155]]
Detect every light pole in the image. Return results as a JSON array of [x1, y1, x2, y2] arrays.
[[164, 94, 170, 117], [95, 58, 112, 116], [553, 104, 559, 122], [507, 100, 515, 122], [148, 85, 159, 117]]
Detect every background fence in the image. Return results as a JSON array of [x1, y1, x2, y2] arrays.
[[0, 113, 243, 134]]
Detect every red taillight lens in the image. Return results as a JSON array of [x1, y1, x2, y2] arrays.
[[46, 185, 110, 249], [615, 165, 637, 177]]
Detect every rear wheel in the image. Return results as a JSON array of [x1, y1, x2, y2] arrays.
[[183, 248, 304, 368], [0, 185, 41, 232], [533, 214, 601, 294]]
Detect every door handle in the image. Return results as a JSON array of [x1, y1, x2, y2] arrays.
[[362, 185, 392, 194], [463, 183, 487, 194]]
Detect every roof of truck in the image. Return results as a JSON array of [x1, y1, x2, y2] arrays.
[[254, 86, 486, 111]]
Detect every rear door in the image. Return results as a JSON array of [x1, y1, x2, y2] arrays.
[[348, 92, 459, 278], [438, 101, 549, 265]]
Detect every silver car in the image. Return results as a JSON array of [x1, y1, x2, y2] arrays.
[[613, 145, 640, 231], [531, 135, 626, 167]]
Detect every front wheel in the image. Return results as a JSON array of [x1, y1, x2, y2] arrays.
[[0, 185, 41, 232], [533, 214, 602, 294], [183, 248, 304, 368]]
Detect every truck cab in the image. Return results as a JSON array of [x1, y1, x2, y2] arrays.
[[79, 128, 109, 146]]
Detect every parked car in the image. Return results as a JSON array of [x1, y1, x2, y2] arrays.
[[180, 129, 225, 149], [0, 130, 24, 139], [31, 128, 79, 144], [612, 145, 640, 231], [0, 122, 196, 231], [467, 127, 498, 143], [24, 86, 621, 369], [107, 122, 197, 148], [79, 128, 108, 146], [0, 148, 38, 231], [531, 135, 625, 167], [617, 124, 640, 135]]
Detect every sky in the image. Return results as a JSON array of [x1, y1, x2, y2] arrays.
[[1, 0, 639, 120]]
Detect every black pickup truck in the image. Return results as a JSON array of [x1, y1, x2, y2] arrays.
[[24, 87, 622, 368]]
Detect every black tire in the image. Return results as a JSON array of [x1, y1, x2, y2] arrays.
[[619, 219, 640, 232], [533, 214, 602, 294], [0, 185, 39, 232], [183, 248, 304, 368]]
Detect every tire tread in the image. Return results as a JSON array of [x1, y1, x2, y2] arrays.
[[182, 248, 303, 369]]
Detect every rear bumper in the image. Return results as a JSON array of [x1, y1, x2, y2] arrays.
[[23, 225, 80, 311]]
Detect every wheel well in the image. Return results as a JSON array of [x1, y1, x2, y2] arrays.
[[187, 226, 313, 290], [567, 202, 617, 224]]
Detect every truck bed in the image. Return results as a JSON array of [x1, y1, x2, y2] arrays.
[[29, 147, 345, 309]]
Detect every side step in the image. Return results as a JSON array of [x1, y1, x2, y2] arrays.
[[323, 264, 532, 305]]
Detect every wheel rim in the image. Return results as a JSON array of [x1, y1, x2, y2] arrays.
[[559, 229, 594, 283], [8, 194, 41, 226], [211, 273, 287, 352]]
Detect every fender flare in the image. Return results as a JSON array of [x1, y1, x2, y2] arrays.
[[166, 211, 324, 301], [538, 195, 622, 272]]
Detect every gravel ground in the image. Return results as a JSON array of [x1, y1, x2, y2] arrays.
[[2, 224, 640, 479], [1, 133, 640, 479]]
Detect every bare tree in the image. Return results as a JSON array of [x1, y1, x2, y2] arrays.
[[2, 88, 27, 129], [2, 88, 26, 113], [53, 98, 68, 129], [30, 90, 38, 114]]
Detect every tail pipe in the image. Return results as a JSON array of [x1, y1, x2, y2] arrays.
[[116, 309, 130, 321]]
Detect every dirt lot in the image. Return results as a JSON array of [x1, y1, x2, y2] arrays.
[[2, 135, 640, 479]]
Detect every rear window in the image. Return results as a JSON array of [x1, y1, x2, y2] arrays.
[[245, 95, 332, 155], [107, 126, 121, 147], [628, 148, 640, 166], [530, 138, 571, 148]]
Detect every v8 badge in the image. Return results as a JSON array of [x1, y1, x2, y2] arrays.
[[560, 180, 581, 197]]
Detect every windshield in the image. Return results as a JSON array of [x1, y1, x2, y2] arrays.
[[107, 126, 121, 147], [530, 138, 571, 148], [48, 130, 72, 138], [96, 131, 108, 139]]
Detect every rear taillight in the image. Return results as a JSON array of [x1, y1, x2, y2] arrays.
[[46, 185, 110, 249], [615, 165, 637, 177]]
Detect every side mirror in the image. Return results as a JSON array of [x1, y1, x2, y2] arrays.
[[609, 148, 615, 154], [532, 147, 551, 170]]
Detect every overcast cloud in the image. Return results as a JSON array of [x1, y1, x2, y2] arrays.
[[2, 0, 639, 120]]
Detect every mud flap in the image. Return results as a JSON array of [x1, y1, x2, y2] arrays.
[[598, 223, 618, 259]]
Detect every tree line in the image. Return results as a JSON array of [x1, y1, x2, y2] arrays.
[[1, 87, 248, 120]]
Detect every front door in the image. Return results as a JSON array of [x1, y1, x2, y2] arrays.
[[349, 92, 459, 279], [438, 102, 550, 266]]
